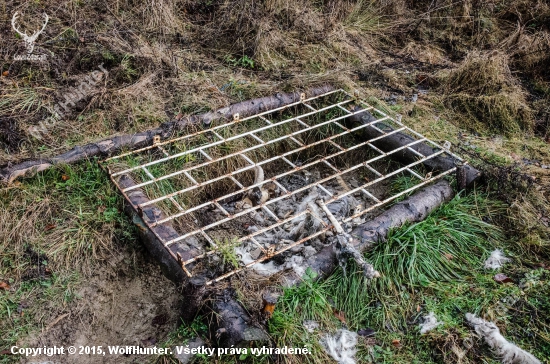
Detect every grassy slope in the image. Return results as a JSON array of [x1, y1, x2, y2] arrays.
[[164, 190, 549, 364], [1, 0, 550, 363]]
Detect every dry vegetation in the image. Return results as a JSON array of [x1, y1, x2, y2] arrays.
[[1, 0, 550, 363]]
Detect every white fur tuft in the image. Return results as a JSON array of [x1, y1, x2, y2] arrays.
[[484, 249, 511, 269], [234, 246, 283, 276], [465, 313, 541, 364], [419, 312, 443, 334], [320, 329, 358, 364]]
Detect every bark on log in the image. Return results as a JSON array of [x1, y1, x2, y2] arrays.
[[116, 174, 198, 284], [347, 109, 481, 188], [0, 85, 335, 184], [208, 289, 270, 348], [349, 179, 455, 250], [285, 179, 455, 281], [181, 276, 209, 323]]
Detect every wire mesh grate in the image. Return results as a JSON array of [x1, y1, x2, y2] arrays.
[[100, 89, 463, 285]]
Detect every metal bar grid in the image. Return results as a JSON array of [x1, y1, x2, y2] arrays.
[[101, 89, 463, 285]]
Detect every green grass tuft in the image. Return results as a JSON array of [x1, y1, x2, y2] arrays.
[[367, 192, 504, 288]]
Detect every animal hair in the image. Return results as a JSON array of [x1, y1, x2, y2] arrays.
[[419, 312, 443, 334], [484, 249, 511, 269], [465, 313, 541, 364], [320, 329, 358, 364]]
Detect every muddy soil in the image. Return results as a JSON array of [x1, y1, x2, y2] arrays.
[[23, 245, 183, 364]]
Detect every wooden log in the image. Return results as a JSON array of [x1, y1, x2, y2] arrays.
[[349, 179, 455, 251], [347, 109, 482, 188], [208, 289, 270, 348], [284, 180, 455, 281], [116, 174, 199, 284], [0, 85, 335, 184], [181, 276, 208, 322]]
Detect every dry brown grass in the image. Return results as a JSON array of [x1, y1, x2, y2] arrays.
[[0, 184, 116, 277], [438, 51, 534, 135], [509, 187, 550, 258]]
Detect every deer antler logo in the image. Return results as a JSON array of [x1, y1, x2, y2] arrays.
[[11, 12, 49, 54]]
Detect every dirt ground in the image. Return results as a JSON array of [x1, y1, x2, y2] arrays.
[[22, 247, 183, 364]]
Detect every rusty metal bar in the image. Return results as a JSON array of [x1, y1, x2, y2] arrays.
[[101, 89, 463, 284]]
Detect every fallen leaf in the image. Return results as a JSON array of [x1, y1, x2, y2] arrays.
[[494, 273, 513, 284], [45, 224, 56, 231], [2, 71, 8, 77], [333, 309, 346, 324], [61, 174, 70, 181], [0, 281, 10, 290]]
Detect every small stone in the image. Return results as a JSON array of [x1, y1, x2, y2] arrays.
[[250, 248, 262, 260]]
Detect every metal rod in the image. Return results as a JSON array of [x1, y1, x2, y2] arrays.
[[102, 88, 464, 283]]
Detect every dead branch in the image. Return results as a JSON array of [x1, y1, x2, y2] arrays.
[[207, 289, 270, 348], [350, 179, 454, 250], [0, 85, 335, 184]]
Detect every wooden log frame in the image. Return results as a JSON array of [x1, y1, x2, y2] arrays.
[[1, 87, 483, 347], [210, 180, 455, 347], [0, 85, 335, 184], [208, 108, 476, 344], [348, 108, 482, 189]]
